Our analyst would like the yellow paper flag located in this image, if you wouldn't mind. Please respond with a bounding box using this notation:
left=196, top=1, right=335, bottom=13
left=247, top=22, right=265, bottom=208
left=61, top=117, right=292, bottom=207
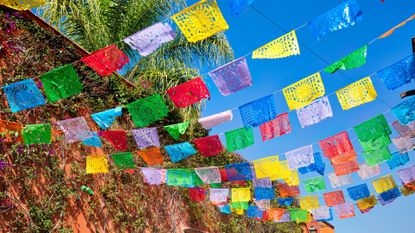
left=299, top=195, right=319, bottom=210
left=231, top=207, right=244, bottom=215
left=336, top=77, right=377, bottom=110
left=231, top=188, right=250, bottom=202
left=172, top=0, right=229, bottom=43
left=253, top=155, right=279, bottom=179
left=271, top=160, right=292, bottom=181
left=372, top=175, right=397, bottom=193
left=356, top=195, right=377, bottom=210
left=86, top=155, right=109, bottom=174
left=2, top=0, right=45, bottom=10
left=285, top=169, right=300, bottom=186
left=283, top=72, right=325, bottom=110
left=252, top=30, right=300, bottom=59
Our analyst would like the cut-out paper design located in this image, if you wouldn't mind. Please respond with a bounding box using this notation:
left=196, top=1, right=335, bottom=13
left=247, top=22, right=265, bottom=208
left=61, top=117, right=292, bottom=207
left=56, top=117, right=93, bottom=144
left=356, top=195, right=377, bottom=212
left=347, top=184, right=370, bottom=201
left=392, top=120, right=415, bottom=137
left=277, top=182, right=300, bottom=198
left=3, top=79, right=46, bottom=112
left=210, top=188, right=229, bottom=204
left=127, top=94, right=169, bottom=127
left=136, top=147, right=164, bottom=166
left=189, top=188, right=206, bottom=202
left=123, top=22, right=176, bottom=56
left=273, top=209, right=292, bottom=222
left=252, top=178, right=272, bottom=188
left=277, top=197, right=294, bottom=207
left=252, top=30, right=300, bottom=59
left=167, top=169, right=194, bottom=187
left=208, top=57, right=252, bottom=96
left=83, top=132, right=102, bottom=147
left=253, top=155, right=280, bottom=179
left=296, top=96, right=333, bottom=128
left=323, top=191, right=345, bottom=207
left=232, top=188, right=251, bottom=202
left=164, top=122, right=189, bottom=140
left=304, top=176, right=326, bottom=193
left=22, top=123, right=51, bottom=145
left=225, top=162, right=252, bottom=181
left=193, top=135, right=224, bottom=157
left=319, top=131, right=356, bottom=160
left=225, top=127, right=254, bottom=152
left=218, top=204, right=231, bottom=214
left=254, top=187, right=275, bottom=200
left=357, top=163, right=381, bottom=180
left=239, top=95, right=277, bottom=127
left=324, top=45, right=368, bottom=74
left=199, top=110, right=233, bottom=129
left=308, top=0, right=362, bottom=40
left=86, top=155, right=109, bottom=174
left=372, top=175, right=397, bottom=193
left=285, top=145, right=314, bottom=169
left=247, top=205, right=263, bottom=219
left=91, top=107, right=123, bottom=130
left=195, top=167, right=221, bottom=184
left=299, top=195, right=319, bottom=210
left=81, top=44, right=129, bottom=76
left=165, top=142, right=196, bottom=163
left=396, top=164, right=415, bottom=184
left=362, top=146, right=392, bottom=166
left=290, top=209, right=310, bottom=223
left=172, top=0, right=229, bottom=43
left=379, top=187, right=401, bottom=203
left=378, top=55, right=415, bottom=90
left=392, top=97, right=415, bottom=125
left=334, top=203, right=355, bottom=219
left=298, top=152, right=326, bottom=176
left=131, top=127, right=160, bottom=149
left=231, top=201, right=249, bottom=210
left=255, top=200, right=271, bottom=211
left=283, top=72, right=325, bottom=110
left=40, top=64, right=83, bottom=102
left=2, top=0, right=45, bottom=10
left=141, top=168, right=166, bottom=185
left=336, top=77, right=377, bottom=110
left=111, top=152, right=135, bottom=170
left=387, top=151, right=409, bottom=170
left=0, top=120, right=23, bottom=143
left=328, top=173, right=352, bottom=188
left=167, top=77, right=210, bottom=108
left=311, top=206, right=333, bottom=221
left=99, top=131, right=127, bottom=151
left=332, top=159, right=360, bottom=176
left=259, top=112, right=291, bottom=141
left=354, top=114, right=391, bottom=153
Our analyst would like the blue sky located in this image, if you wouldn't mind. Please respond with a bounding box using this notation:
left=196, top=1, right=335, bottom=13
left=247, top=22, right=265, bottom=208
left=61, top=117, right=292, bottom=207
left=193, top=0, right=415, bottom=232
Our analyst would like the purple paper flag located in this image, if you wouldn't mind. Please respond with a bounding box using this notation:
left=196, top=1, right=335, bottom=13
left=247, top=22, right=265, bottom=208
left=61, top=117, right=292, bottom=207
left=141, top=168, right=166, bottom=185
left=56, top=117, right=93, bottom=144
left=131, top=127, right=160, bottom=149
left=396, top=164, right=415, bottom=184
left=296, top=97, right=333, bottom=128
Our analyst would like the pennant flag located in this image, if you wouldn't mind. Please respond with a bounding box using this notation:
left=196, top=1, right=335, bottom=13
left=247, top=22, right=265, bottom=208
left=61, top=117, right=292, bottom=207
left=252, top=30, right=300, bottom=59
left=195, top=167, right=221, bottom=184
left=336, top=77, right=377, bottom=110
left=229, top=0, right=254, bottom=15
left=379, top=15, right=415, bottom=39
left=86, top=155, right=109, bottom=174
left=40, top=64, right=83, bottom=102
left=56, top=117, right=93, bottom=144
left=308, top=0, right=362, bottom=40
left=284, top=168, right=300, bottom=186
left=277, top=198, right=294, bottom=207
left=83, top=132, right=102, bottom=147
left=225, top=127, right=254, bottom=152
left=334, top=203, right=355, bottom=219
left=99, top=130, right=127, bottom=151
left=378, top=55, right=415, bottom=90
left=304, top=176, right=326, bottom=193
left=328, top=173, right=352, bottom=188
left=311, top=206, right=333, bottom=221
left=91, top=107, right=123, bottom=130
left=373, top=175, right=397, bottom=193
left=356, top=195, right=377, bottom=213
left=141, top=168, right=166, bottom=185
left=136, top=147, right=164, bottom=166
left=277, top=182, right=300, bottom=198
left=298, top=152, right=326, bottom=176
left=193, top=135, right=224, bottom=157
left=252, top=178, right=272, bottom=188
left=219, top=168, right=229, bottom=182
left=2, top=0, right=45, bottom=10
left=392, top=97, right=415, bottom=125
left=127, top=94, right=169, bottom=127
left=274, top=160, right=294, bottom=182
left=232, top=188, right=251, bottom=202
left=289, top=209, right=310, bottom=223
left=379, top=187, right=401, bottom=202
left=357, top=163, right=381, bottom=180
left=319, top=131, right=356, bottom=160
left=0, top=120, right=23, bottom=143
left=247, top=205, right=263, bottom=219
left=81, top=44, right=129, bottom=76
left=167, top=169, right=194, bottom=187
left=296, top=96, right=333, bottom=128
left=253, top=155, right=280, bottom=179
left=131, top=127, right=160, bottom=149
left=164, top=122, right=190, bottom=140
left=347, top=184, right=370, bottom=201
left=199, top=110, right=233, bottom=129
left=123, top=22, right=176, bottom=56
left=110, top=152, right=135, bottom=170
left=285, top=145, right=314, bottom=169
left=254, top=187, right=275, bottom=200
left=259, top=112, right=291, bottom=141
left=396, top=164, right=415, bottom=184
left=239, top=95, right=277, bottom=127
left=3, top=79, right=46, bottom=113
left=231, top=201, right=249, bottom=210
left=255, top=200, right=271, bottom=211
left=333, top=159, right=360, bottom=176
left=299, top=196, right=319, bottom=210
left=392, top=120, right=415, bottom=137
left=167, top=77, right=210, bottom=108
left=210, top=188, right=229, bottom=204
left=323, top=191, right=345, bottom=207
left=165, top=142, right=196, bottom=163
left=387, top=152, right=409, bottom=170
left=283, top=72, right=325, bottom=110
left=225, top=162, right=253, bottom=181
left=325, top=45, right=368, bottom=74
left=378, top=193, right=397, bottom=206
left=393, top=136, right=415, bottom=153
left=172, top=0, right=229, bottom=42
left=189, top=188, right=206, bottom=202
left=218, top=204, right=231, bottom=214
left=208, top=57, right=252, bottom=96
left=354, top=114, right=391, bottom=152
left=22, top=123, right=51, bottom=145
left=362, top=146, right=392, bottom=166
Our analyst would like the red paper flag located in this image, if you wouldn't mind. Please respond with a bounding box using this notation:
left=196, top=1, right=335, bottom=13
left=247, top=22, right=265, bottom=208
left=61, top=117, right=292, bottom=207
left=323, top=191, right=345, bottom=207
left=220, top=168, right=229, bottom=182
left=189, top=188, right=206, bottom=202
left=99, top=130, right=128, bottom=151
left=319, top=131, right=356, bottom=159
left=166, top=77, right=210, bottom=108
left=81, top=45, right=129, bottom=76
left=277, top=182, right=300, bottom=198
left=333, top=160, right=360, bottom=176
left=193, top=135, right=224, bottom=157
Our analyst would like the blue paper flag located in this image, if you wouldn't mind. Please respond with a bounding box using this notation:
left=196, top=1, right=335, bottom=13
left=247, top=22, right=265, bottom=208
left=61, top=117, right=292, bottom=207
left=165, top=142, right=197, bottom=163
left=229, top=0, right=255, bottom=15
left=317, top=208, right=334, bottom=222
left=254, top=187, right=275, bottom=200
left=247, top=205, right=263, bottom=218
left=277, top=197, right=294, bottom=207
left=347, top=184, right=370, bottom=201
left=225, top=162, right=253, bottom=181
left=218, top=205, right=231, bottom=214
left=379, top=187, right=401, bottom=202
left=3, top=79, right=46, bottom=113
left=387, top=151, right=409, bottom=170
left=298, top=152, right=326, bottom=175
left=239, top=95, right=277, bottom=127
left=308, top=0, right=363, bottom=40
left=91, top=107, right=123, bottom=130
left=82, top=132, right=103, bottom=147
left=392, top=97, right=415, bottom=125
left=378, top=55, right=415, bottom=90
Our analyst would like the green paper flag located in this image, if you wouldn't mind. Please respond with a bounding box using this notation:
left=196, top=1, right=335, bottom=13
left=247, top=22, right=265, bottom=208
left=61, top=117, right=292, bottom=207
left=231, top=202, right=249, bottom=210
left=167, top=169, right=194, bottom=187
left=127, top=94, right=169, bottom=127
left=325, top=45, right=368, bottom=74
left=191, top=170, right=204, bottom=187
left=40, top=64, right=83, bottom=102
left=110, top=152, right=135, bottom=170
left=289, top=208, right=309, bottom=223
left=304, top=176, right=326, bottom=193
left=164, top=121, right=190, bottom=140
left=354, top=114, right=391, bottom=152
left=362, top=146, right=392, bottom=166
left=22, top=123, right=52, bottom=145
left=225, top=127, right=254, bottom=152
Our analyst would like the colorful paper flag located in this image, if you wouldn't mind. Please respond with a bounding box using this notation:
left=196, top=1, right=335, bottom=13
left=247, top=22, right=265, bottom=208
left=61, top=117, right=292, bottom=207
left=163, top=121, right=189, bottom=140
left=304, top=176, right=326, bottom=193
left=247, top=205, right=263, bottom=219
left=3, top=79, right=46, bottom=112
left=378, top=55, right=415, bottom=90
left=285, top=145, right=314, bottom=169
left=166, top=77, right=210, bottom=108
left=195, top=167, right=221, bottom=184
left=199, top=110, right=233, bottom=129
left=392, top=97, right=415, bottom=125
left=210, top=188, right=229, bottom=204
left=110, top=152, right=135, bottom=170
left=319, top=131, right=356, bottom=160
left=81, top=44, right=129, bottom=76
left=218, top=204, right=231, bottom=214
left=387, top=151, right=409, bottom=170
left=131, top=127, right=160, bottom=149
left=165, top=142, right=196, bottom=163
left=252, top=178, right=272, bottom=188
left=396, top=164, right=415, bottom=184
left=277, top=182, right=300, bottom=198
left=136, top=147, right=164, bottom=166
left=324, top=45, right=368, bottom=74
left=231, top=201, right=249, bottom=210
left=289, top=209, right=310, bottom=223
left=296, top=96, right=333, bottom=128
left=225, top=162, right=253, bottom=181
left=239, top=95, right=277, bottom=127
left=86, top=155, right=109, bottom=174
left=336, top=77, right=377, bottom=110
left=379, top=187, right=401, bottom=202
left=252, top=30, right=300, bottom=59
left=232, top=188, right=251, bottom=202
left=193, top=135, right=224, bottom=157
left=311, top=206, right=333, bottom=221
left=56, top=117, right=93, bottom=144
left=254, top=187, right=275, bottom=200
left=356, top=195, right=377, bottom=212
left=298, top=152, right=326, bottom=176
left=347, top=184, right=370, bottom=201
left=127, top=94, right=169, bottom=127
left=334, top=203, right=355, bottom=219
left=357, top=163, right=381, bottom=180
left=372, top=175, right=397, bottom=193
left=91, top=107, right=123, bottom=130
left=189, top=188, right=206, bottom=202
left=299, top=195, right=320, bottom=210
left=259, top=112, right=291, bottom=141
left=354, top=114, right=391, bottom=152
left=328, top=173, right=352, bottom=188
left=0, top=120, right=22, bottom=143
left=277, top=198, right=294, bottom=207
left=332, top=159, right=360, bottom=176
left=99, top=130, right=127, bottom=151
left=22, top=123, right=51, bottom=145
left=253, top=155, right=280, bottom=179
left=323, top=191, right=345, bottom=207
left=392, top=120, right=415, bottom=137
left=229, top=0, right=254, bottom=15
left=167, top=169, right=194, bottom=187
left=362, top=146, right=392, bottom=166
left=141, top=168, right=166, bottom=185
left=83, top=132, right=102, bottom=147
left=225, top=127, right=254, bottom=152
left=2, top=0, right=45, bottom=10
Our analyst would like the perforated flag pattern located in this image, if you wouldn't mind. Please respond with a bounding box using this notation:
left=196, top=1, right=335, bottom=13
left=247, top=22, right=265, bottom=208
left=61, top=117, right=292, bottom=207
left=99, top=131, right=127, bottom=151
left=378, top=55, right=415, bottom=90
left=141, top=168, right=165, bottom=185
left=252, top=31, right=300, bottom=59
left=392, top=97, right=415, bottom=125
left=195, top=167, right=221, bottom=184
left=259, top=112, right=291, bottom=141
left=372, top=175, right=397, bottom=193
left=193, top=135, right=224, bottom=157
left=127, top=94, right=169, bottom=127
left=324, top=45, right=367, bottom=74
left=239, top=95, right=277, bottom=127
left=111, top=152, right=135, bottom=170
left=56, top=117, right=93, bottom=144
left=285, top=145, right=314, bottom=169
left=347, top=184, right=370, bottom=201
left=299, top=195, right=319, bottom=210
left=253, top=155, right=280, bottom=179
left=323, top=191, right=345, bottom=207
left=296, top=96, right=333, bottom=128
left=225, top=162, right=252, bottom=181
left=22, top=123, right=51, bottom=145
left=86, top=155, right=109, bottom=174
left=164, top=122, right=189, bottom=140
left=336, top=77, right=377, bottom=110
left=3, top=79, right=46, bottom=113
left=225, top=127, right=254, bottom=152
left=137, top=147, right=164, bottom=166
left=81, top=45, right=129, bottom=76
left=165, top=142, right=196, bottom=163
left=131, top=127, right=160, bottom=149
left=91, top=107, right=123, bottom=130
